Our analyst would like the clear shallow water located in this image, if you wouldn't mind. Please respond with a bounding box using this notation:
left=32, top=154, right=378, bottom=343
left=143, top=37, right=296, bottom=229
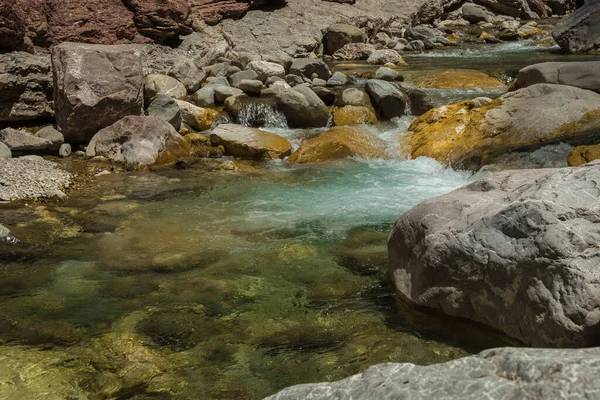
left=0, top=129, right=508, bottom=399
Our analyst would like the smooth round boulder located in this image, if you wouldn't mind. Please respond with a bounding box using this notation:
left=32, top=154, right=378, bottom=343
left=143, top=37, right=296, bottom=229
left=86, top=116, right=190, bottom=167
left=289, top=59, right=331, bottom=80
left=375, top=67, right=400, bottom=81
left=246, top=61, right=285, bottom=82
left=146, top=94, right=182, bottom=130
left=175, top=100, right=219, bottom=131
left=288, top=126, right=384, bottom=163
left=0, top=128, right=52, bottom=152
left=35, top=126, right=64, bottom=151
left=513, top=61, right=600, bottom=93
left=209, top=124, right=291, bottom=160
left=327, top=71, right=349, bottom=87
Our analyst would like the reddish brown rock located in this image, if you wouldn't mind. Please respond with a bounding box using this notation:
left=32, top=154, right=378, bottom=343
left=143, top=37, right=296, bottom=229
left=0, top=0, right=26, bottom=51
left=189, top=0, right=285, bottom=26
left=124, top=0, right=192, bottom=41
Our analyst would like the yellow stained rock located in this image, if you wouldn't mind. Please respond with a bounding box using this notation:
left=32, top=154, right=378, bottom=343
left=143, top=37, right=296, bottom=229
left=403, top=98, right=500, bottom=166
left=156, top=134, right=191, bottom=166
left=408, top=69, right=506, bottom=90
left=333, top=106, right=378, bottom=126
left=288, top=126, right=385, bottom=163
left=568, top=145, right=600, bottom=167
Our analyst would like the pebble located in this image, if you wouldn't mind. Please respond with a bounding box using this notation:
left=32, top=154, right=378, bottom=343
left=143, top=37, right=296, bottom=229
left=0, top=157, right=71, bottom=201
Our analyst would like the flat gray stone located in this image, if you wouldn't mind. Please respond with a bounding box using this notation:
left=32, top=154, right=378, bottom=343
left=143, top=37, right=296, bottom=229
left=265, top=347, right=600, bottom=400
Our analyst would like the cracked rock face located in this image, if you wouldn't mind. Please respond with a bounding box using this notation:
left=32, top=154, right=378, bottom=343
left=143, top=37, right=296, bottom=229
left=388, top=162, right=600, bottom=347
left=265, top=347, right=600, bottom=399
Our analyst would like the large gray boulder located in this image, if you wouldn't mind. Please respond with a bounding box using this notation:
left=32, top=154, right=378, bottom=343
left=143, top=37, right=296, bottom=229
left=553, top=0, right=600, bottom=53
left=388, top=162, right=600, bottom=347
left=325, top=24, right=367, bottom=55
left=462, top=3, right=493, bottom=23
left=265, top=347, right=600, bottom=400
left=262, top=85, right=330, bottom=127
left=86, top=116, right=190, bottom=167
left=52, top=42, right=144, bottom=144
left=513, top=62, right=600, bottom=93
left=0, top=52, right=53, bottom=122
left=35, top=126, right=64, bottom=151
left=190, top=76, right=230, bottom=107
left=406, top=84, right=600, bottom=169
left=246, top=61, right=285, bottom=82
left=365, top=79, right=406, bottom=119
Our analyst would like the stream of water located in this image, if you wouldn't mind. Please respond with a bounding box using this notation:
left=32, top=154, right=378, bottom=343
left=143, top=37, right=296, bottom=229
left=1, top=39, right=599, bottom=399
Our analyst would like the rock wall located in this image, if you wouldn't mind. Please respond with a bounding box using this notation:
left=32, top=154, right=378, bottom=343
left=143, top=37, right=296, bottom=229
left=0, top=0, right=286, bottom=52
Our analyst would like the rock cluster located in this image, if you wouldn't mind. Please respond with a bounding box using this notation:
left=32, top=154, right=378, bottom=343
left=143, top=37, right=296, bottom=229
left=0, top=156, right=70, bottom=201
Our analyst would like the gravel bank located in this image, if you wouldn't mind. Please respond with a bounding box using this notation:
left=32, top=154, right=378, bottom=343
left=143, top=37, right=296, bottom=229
left=0, top=156, right=71, bottom=201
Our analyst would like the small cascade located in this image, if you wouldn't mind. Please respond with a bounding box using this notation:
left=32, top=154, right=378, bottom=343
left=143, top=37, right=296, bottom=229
left=237, top=103, right=288, bottom=129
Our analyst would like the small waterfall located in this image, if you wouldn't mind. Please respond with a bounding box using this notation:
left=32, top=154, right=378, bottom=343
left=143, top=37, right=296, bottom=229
left=237, top=103, right=288, bottom=129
